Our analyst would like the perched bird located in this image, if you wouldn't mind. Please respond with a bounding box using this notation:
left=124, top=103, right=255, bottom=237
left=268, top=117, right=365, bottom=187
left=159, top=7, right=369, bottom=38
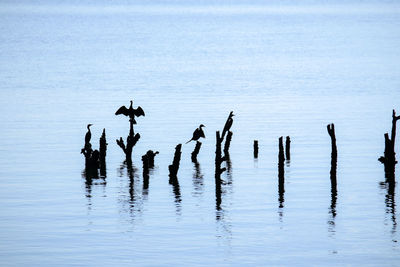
left=186, top=124, right=206, bottom=144
left=115, top=100, right=145, bottom=124
left=85, top=124, right=93, bottom=145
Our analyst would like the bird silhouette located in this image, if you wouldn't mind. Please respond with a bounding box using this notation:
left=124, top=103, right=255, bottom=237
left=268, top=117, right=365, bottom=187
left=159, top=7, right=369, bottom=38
left=85, top=124, right=93, bottom=145
left=186, top=124, right=206, bottom=144
left=115, top=100, right=145, bottom=124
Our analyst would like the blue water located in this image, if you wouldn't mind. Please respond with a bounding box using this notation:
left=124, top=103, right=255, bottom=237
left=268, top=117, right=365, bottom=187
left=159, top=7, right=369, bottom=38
left=0, top=1, right=400, bottom=265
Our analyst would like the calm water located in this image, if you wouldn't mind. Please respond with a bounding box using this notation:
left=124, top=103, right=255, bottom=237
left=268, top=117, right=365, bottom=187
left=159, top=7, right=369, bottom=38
left=1, top=1, right=400, bottom=265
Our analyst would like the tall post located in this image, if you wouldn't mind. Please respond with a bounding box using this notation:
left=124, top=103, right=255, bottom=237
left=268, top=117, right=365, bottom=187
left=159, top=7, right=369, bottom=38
left=327, top=123, right=337, bottom=191
left=278, top=137, right=285, bottom=208
left=285, top=136, right=291, bottom=160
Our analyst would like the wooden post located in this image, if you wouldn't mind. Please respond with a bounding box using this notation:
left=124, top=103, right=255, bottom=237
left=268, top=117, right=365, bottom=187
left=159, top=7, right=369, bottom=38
left=146, top=150, right=159, bottom=168
left=99, top=129, right=107, bottom=177
left=278, top=137, right=285, bottom=207
left=224, top=131, right=233, bottom=155
left=191, top=141, right=202, bottom=162
left=142, top=154, right=149, bottom=190
left=169, top=144, right=182, bottom=182
left=327, top=123, right=337, bottom=191
left=285, top=136, right=291, bottom=160
left=253, top=140, right=258, bottom=158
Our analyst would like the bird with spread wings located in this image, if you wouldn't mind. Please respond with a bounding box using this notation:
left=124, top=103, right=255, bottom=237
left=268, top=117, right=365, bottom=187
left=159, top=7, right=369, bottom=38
left=115, top=100, right=145, bottom=124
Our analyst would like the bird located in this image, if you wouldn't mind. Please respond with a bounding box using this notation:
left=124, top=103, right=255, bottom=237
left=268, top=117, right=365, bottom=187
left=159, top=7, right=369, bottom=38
left=115, top=100, right=145, bottom=124
left=85, top=124, right=93, bottom=145
left=186, top=124, right=206, bottom=144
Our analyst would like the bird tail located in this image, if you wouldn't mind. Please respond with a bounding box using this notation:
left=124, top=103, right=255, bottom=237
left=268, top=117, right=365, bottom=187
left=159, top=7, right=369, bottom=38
left=185, top=139, right=192, bottom=144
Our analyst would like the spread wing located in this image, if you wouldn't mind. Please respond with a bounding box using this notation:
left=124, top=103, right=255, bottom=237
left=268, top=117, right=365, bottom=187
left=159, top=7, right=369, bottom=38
left=134, top=106, right=145, bottom=117
left=115, top=106, right=129, bottom=116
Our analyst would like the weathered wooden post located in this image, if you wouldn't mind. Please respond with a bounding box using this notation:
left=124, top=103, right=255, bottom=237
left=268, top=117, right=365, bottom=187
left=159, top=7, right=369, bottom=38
left=142, top=153, right=150, bottom=190
left=285, top=136, right=291, bottom=160
left=327, top=123, right=337, bottom=191
left=191, top=141, right=202, bottom=162
left=253, top=140, right=259, bottom=158
left=169, top=144, right=182, bottom=182
left=379, top=110, right=400, bottom=182
left=99, top=129, right=107, bottom=177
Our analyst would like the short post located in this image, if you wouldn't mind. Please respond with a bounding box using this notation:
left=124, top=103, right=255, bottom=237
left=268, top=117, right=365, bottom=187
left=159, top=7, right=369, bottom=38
left=278, top=137, right=285, bottom=207
left=253, top=140, right=259, bottom=158
left=169, top=144, right=182, bottom=182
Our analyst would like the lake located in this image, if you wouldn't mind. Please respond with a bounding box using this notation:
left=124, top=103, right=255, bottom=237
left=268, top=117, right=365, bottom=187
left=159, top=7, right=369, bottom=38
left=0, top=0, right=399, bottom=265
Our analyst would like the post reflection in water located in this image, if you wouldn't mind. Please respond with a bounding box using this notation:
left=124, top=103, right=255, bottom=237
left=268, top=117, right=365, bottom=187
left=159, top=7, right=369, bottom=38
left=118, top=161, right=144, bottom=219
left=328, top=149, right=338, bottom=234
left=380, top=179, right=397, bottom=241
left=81, top=167, right=106, bottom=203
left=169, top=174, right=182, bottom=216
left=215, top=154, right=233, bottom=246
left=192, top=160, right=204, bottom=197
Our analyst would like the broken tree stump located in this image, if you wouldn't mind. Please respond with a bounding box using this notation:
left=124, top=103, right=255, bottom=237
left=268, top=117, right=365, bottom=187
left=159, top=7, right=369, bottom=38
left=285, top=136, right=291, bottom=160
left=253, top=140, right=259, bottom=158
left=191, top=141, right=202, bottom=162
left=379, top=109, right=400, bottom=182
left=327, top=123, right=337, bottom=191
left=116, top=119, right=140, bottom=163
